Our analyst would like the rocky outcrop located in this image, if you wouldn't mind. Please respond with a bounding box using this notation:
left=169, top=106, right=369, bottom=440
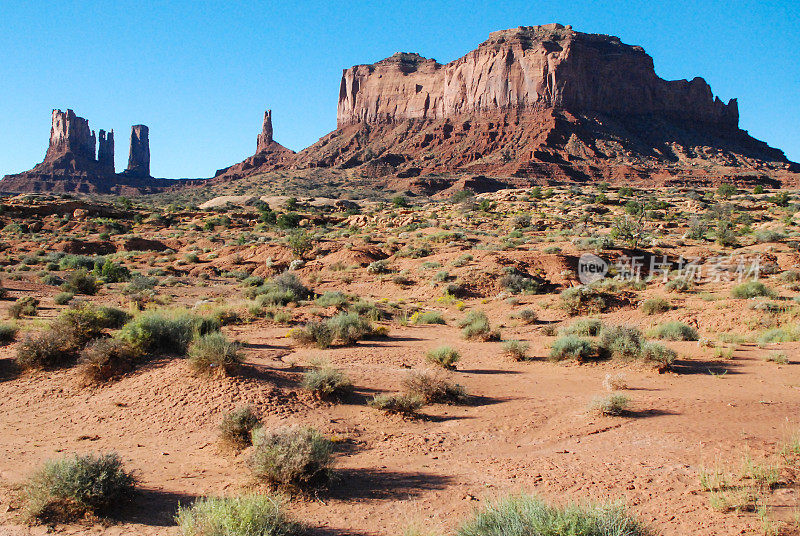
left=211, top=109, right=296, bottom=181
left=98, top=129, right=114, bottom=174
left=296, top=23, right=798, bottom=186
left=337, top=24, right=738, bottom=129
left=126, top=125, right=150, bottom=177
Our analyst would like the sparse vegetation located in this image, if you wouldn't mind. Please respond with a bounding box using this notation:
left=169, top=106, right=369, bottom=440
left=219, top=406, right=261, bottom=449
left=249, top=426, right=333, bottom=488
left=175, top=494, right=302, bottom=536
left=426, top=345, right=461, bottom=370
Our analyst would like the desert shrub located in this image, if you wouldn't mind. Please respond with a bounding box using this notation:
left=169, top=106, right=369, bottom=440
left=326, top=312, right=372, bottom=345
left=640, top=297, right=670, bottom=315
left=513, top=308, right=538, bottom=324
left=757, top=326, right=800, bottom=344
left=58, top=303, right=131, bottom=345
left=249, top=426, right=333, bottom=488
left=426, top=345, right=461, bottom=370
left=16, top=329, right=76, bottom=369
left=603, top=373, right=628, bottom=391
left=58, top=254, right=97, bottom=270
left=368, top=393, right=424, bottom=415
left=175, top=494, right=302, bottom=536
left=651, top=321, right=698, bottom=341
left=559, top=318, right=603, bottom=337
left=665, top=277, right=693, bottom=293
left=500, top=272, right=541, bottom=294
left=549, top=336, right=595, bottom=362
left=590, top=394, right=630, bottom=416
left=117, top=309, right=219, bottom=355
left=287, top=230, right=313, bottom=258
left=0, top=323, right=17, bottom=345
left=411, top=310, right=445, bottom=325
left=124, top=275, right=158, bottom=294
left=455, top=494, right=649, bottom=536
left=290, top=321, right=334, bottom=349
left=79, top=338, right=140, bottom=383
left=248, top=272, right=312, bottom=304
left=731, top=281, right=774, bottom=299
left=560, top=286, right=607, bottom=315
left=8, top=296, right=39, bottom=318
left=23, top=453, right=136, bottom=523
left=93, top=259, right=130, bottom=283
left=41, top=273, right=63, bottom=286
left=598, top=325, right=643, bottom=360
left=219, top=406, right=261, bottom=449
left=367, top=259, right=391, bottom=274
left=754, top=229, right=785, bottom=243
left=502, top=340, right=530, bottom=361
left=62, top=269, right=98, bottom=295
left=302, top=362, right=353, bottom=399
left=639, top=342, right=677, bottom=369
left=458, top=310, right=496, bottom=340
left=314, top=291, right=350, bottom=309
left=402, top=369, right=467, bottom=404
left=188, top=332, right=241, bottom=375
left=53, top=291, right=74, bottom=305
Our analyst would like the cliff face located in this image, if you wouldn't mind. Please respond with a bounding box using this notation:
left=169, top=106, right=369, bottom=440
left=337, top=24, right=738, bottom=129
left=125, top=125, right=150, bottom=177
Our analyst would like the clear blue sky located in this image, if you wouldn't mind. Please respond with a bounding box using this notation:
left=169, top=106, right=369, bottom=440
left=1, top=1, right=798, bottom=178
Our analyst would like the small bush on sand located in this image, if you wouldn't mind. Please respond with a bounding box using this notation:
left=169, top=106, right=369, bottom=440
left=368, top=393, right=424, bottom=415
left=248, top=272, right=312, bottom=305
left=62, top=269, right=98, bottom=295
left=9, top=296, right=39, bottom=318
left=560, top=286, right=607, bottom=315
left=590, top=394, right=630, bottom=416
left=412, top=311, right=446, bottom=325
left=302, top=361, right=353, bottom=399
left=16, top=329, right=76, bottom=370
left=175, top=494, right=302, bottom=536
left=79, top=338, right=140, bottom=383
left=549, top=336, right=594, bottom=362
left=598, top=325, right=643, bottom=360
left=0, top=323, right=17, bottom=345
left=640, top=297, right=670, bottom=315
left=314, top=291, right=350, bottom=309
left=651, top=321, right=698, bottom=341
left=402, top=369, right=467, bottom=404
left=53, top=291, right=74, bottom=305
left=639, top=342, right=677, bottom=370
left=426, top=345, right=461, bottom=370
left=117, top=310, right=219, bottom=355
left=603, top=373, right=628, bottom=391
left=458, top=311, right=498, bottom=340
left=249, top=426, right=333, bottom=488
left=23, top=453, right=136, bottom=523
left=731, top=281, right=775, bottom=299
left=502, top=340, right=530, bottom=361
left=559, top=318, right=603, bottom=337
left=188, top=332, right=241, bottom=375
left=57, top=303, right=132, bottom=346
left=290, top=321, right=334, bottom=349
left=455, top=494, right=650, bottom=536
left=219, top=406, right=261, bottom=449
left=513, top=308, right=538, bottom=325
left=326, top=312, right=372, bottom=345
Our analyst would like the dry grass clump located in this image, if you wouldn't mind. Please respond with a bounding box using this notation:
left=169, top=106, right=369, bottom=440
left=79, top=338, right=141, bottom=383
left=175, top=494, right=302, bottom=536
left=549, top=336, right=595, bottom=362
left=426, top=345, right=461, bottom=370
left=301, top=360, right=353, bottom=399
left=502, top=340, right=530, bottom=361
left=590, top=394, right=630, bottom=416
left=368, top=393, right=424, bottom=415
left=188, top=332, right=242, bottom=376
left=458, top=311, right=499, bottom=340
left=248, top=426, right=333, bottom=488
left=219, top=406, right=261, bottom=449
left=402, top=369, right=467, bottom=404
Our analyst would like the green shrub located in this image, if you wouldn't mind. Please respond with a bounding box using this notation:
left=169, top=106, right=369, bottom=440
left=290, top=321, right=334, bottom=349
left=247, top=272, right=312, bottom=304
left=219, top=406, right=261, bottom=449
left=560, top=286, right=607, bottom=315
left=367, top=259, right=391, bottom=274
left=640, top=297, right=670, bottom=315
left=0, top=323, right=17, bottom=345
left=175, top=494, right=302, bottom=536
left=458, top=310, right=497, bottom=340
left=502, top=340, right=530, bottom=361
left=590, top=394, right=630, bottom=416
left=117, top=309, right=219, bottom=355
left=8, top=296, right=39, bottom=318
left=651, top=321, right=698, bottom=341
left=455, top=494, right=650, bottom=536
left=549, top=336, right=594, bottom=362
left=248, top=426, right=333, bottom=488
left=302, top=362, right=353, bottom=399
left=426, top=346, right=461, bottom=370
left=513, top=308, right=538, bottom=325
left=666, top=277, right=693, bottom=293
left=402, top=370, right=467, bottom=404
left=62, top=269, right=98, bottom=295
left=58, top=255, right=97, bottom=270
left=598, top=325, right=643, bottom=359
left=41, top=273, right=63, bottom=286
left=57, top=303, right=131, bottom=346
left=368, top=393, right=424, bottom=415
left=16, top=329, right=76, bottom=369
left=79, top=338, right=140, bottom=383
left=326, top=312, right=372, bottom=345
left=559, top=318, right=603, bottom=337
left=314, top=291, right=350, bottom=308
left=639, top=342, right=677, bottom=369
left=23, top=453, right=136, bottom=523
left=53, top=292, right=74, bottom=305
left=93, top=259, right=131, bottom=283
left=731, top=281, right=775, bottom=299
left=412, top=310, right=446, bottom=325
left=188, top=332, right=241, bottom=375
left=758, top=326, right=800, bottom=344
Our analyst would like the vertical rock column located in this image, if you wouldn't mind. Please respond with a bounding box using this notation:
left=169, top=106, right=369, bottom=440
left=256, top=110, right=273, bottom=152
left=97, top=129, right=115, bottom=173
left=126, top=125, right=150, bottom=177
left=45, top=109, right=96, bottom=162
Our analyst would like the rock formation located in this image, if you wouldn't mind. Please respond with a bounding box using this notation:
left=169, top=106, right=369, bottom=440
left=295, top=23, right=798, bottom=188
left=98, top=129, right=114, bottom=174
left=126, top=125, right=150, bottom=177
left=212, top=109, right=295, bottom=180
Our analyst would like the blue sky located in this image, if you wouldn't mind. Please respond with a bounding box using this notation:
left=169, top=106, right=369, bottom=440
left=1, top=1, right=797, bottom=178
